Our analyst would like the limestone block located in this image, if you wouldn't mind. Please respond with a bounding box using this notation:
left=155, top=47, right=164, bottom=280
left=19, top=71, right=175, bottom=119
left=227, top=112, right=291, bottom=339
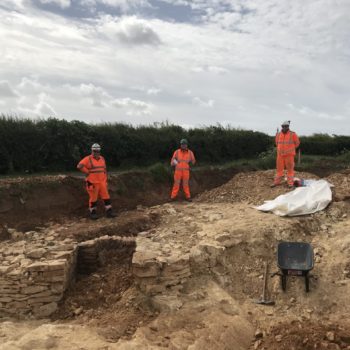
left=21, top=285, right=48, bottom=294
left=27, top=295, right=61, bottom=305
left=26, top=262, right=50, bottom=272
left=133, top=262, right=161, bottom=278
left=0, top=297, right=13, bottom=303
left=33, top=302, right=58, bottom=317
left=26, top=248, right=46, bottom=259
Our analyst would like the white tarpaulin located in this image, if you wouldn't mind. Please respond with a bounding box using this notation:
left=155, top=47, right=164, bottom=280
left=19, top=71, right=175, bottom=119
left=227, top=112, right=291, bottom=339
left=255, top=179, right=332, bottom=216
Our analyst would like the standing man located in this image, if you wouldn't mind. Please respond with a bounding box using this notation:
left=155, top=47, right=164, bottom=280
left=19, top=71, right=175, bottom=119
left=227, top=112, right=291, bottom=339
left=272, top=121, right=300, bottom=188
left=77, top=143, right=116, bottom=220
left=170, top=139, right=196, bottom=202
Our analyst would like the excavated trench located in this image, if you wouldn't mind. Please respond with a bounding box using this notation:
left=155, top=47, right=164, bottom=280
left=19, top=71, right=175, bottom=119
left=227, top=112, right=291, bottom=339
left=1, top=169, right=350, bottom=349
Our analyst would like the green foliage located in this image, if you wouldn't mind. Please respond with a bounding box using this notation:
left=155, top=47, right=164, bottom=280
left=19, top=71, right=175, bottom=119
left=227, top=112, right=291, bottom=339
left=255, top=148, right=276, bottom=169
left=149, top=162, right=172, bottom=184
left=300, top=134, right=350, bottom=156
left=338, top=149, right=350, bottom=163
left=1, top=115, right=350, bottom=175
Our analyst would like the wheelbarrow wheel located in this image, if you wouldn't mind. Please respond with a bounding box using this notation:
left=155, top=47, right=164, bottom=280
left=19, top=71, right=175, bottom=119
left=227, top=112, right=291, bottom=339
left=305, top=275, right=310, bottom=293
left=281, top=275, right=287, bottom=291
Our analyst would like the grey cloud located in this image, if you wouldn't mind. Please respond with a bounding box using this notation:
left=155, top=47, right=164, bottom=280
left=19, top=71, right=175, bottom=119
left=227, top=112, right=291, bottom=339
left=101, top=16, right=161, bottom=45
left=34, top=100, right=57, bottom=115
left=192, top=97, right=214, bottom=108
left=111, top=97, right=153, bottom=115
left=1, top=1, right=350, bottom=134
left=38, top=0, right=71, bottom=9
left=0, top=81, right=19, bottom=98
left=70, top=83, right=111, bottom=107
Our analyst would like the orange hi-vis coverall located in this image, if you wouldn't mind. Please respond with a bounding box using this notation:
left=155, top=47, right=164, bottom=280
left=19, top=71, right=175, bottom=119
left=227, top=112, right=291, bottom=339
left=77, top=155, right=112, bottom=212
left=274, top=130, right=300, bottom=186
left=170, top=149, right=196, bottom=199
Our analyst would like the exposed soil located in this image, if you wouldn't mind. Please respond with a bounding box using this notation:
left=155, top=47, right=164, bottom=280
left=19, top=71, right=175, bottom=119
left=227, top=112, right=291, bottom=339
left=1, top=168, right=350, bottom=350
left=50, top=210, right=160, bottom=242
left=0, top=167, right=237, bottom=231
left=52, top=249, right=156, bottom=343
left=260, top=320, right=350, bottom=350
left=197, top=169, right=319, bottom=204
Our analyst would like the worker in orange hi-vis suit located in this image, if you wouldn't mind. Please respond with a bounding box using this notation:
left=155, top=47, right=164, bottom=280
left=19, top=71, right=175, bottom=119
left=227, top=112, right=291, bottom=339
left=271, top=121, right=300, bottom=188
left=170, top=139, right=196, bottom=202
left=77, top=143, right=116, bottom=220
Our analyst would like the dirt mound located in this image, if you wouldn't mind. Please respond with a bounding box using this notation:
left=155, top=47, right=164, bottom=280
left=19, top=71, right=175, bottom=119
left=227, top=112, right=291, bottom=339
left=197, top=170, right=319, bottom=205
left=327, top=171, right=350, bottom=201
left=256, top=320, right=350, bottom=350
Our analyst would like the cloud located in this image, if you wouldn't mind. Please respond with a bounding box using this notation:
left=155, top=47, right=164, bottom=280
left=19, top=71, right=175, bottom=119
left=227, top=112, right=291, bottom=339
left=1, top=0, right=27, bottom=10
left=0, top=0, right=349, bottom=134
left=99, top=16, right=161, bottom=45
left=34, top=100, right=57, bottom=116
left=38, top=0, right=71, bottom=9
left=192, top=97, right=214, bottom=108
left=0, top=81, right=19, bottom=98
left=191, top=66, right=229, bottom=74
left=69, top=83, right=111, bottom=107
left=287, top=103, right=345, bottom=121
left=17, top=93, right=56, bottom=116
left=68, top=82, right=154, bottom=114
left=111, top=97, right=153, bottom=115
left=147, top=88, right=161, bottom=95
left=80, top=0, right=151, bottom=12
left=17, top=77, right=47, bottom=94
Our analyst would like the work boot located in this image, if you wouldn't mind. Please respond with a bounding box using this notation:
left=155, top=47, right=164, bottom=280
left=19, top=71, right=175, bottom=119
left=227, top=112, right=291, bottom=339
left=185, top=197, right=192, bottom=202
left=90, top=209, right=99, bottom=220
left=106, top=208, right=117, bottom=218
left=170, top=197, right=177, bottom=202
left=270, top=183, right=278, bottom=188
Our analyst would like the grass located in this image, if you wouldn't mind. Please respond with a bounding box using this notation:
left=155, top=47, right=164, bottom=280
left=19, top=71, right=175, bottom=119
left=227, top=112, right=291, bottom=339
left=1, top=152, right=349, bottom=181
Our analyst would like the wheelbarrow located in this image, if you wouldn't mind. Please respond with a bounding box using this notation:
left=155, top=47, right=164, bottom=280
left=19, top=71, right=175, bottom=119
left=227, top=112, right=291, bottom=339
left=277, top=241, right=314, bottom=292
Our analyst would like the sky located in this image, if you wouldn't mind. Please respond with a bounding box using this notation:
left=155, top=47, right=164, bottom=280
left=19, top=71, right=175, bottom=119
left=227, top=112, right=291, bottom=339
left=0, top=0, right=349, bottom=135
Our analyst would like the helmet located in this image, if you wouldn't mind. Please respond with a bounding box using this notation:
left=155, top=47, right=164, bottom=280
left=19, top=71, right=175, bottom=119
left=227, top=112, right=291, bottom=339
left=180, top=138, right=188, bottom=145
left=91, top=143, right=101, bottom=151
left=282, top=120, right=290, bottom=126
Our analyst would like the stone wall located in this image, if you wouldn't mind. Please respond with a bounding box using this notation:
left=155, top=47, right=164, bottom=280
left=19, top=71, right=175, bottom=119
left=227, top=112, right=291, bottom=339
left=77, top=235, right=135, bottom=274
left=132, top=235, right=191, bottom=296
left=0, top=229, right=77, bottom=318
left=0, top=229, right=134, bottom=319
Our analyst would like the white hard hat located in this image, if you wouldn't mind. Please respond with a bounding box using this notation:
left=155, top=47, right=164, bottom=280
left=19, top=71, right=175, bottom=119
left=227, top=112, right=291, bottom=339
left=91, top=143, right=101, bottom=151
left=282, top=120, right=290, bottom=126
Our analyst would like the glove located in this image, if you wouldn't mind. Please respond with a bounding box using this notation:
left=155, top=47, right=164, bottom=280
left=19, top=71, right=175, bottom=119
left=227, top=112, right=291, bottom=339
left=86, top=180, right=93, bottom=188
left=172, top=159, right=178, bottom=166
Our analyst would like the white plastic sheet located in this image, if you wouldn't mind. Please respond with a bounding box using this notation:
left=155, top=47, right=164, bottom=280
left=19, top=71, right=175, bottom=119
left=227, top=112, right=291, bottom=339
left=255, top=179, right=332, bottom=216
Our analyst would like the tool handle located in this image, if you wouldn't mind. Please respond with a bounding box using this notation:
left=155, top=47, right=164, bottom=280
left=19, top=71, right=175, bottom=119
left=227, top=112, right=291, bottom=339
left=262, top=261, right=268, bottom=299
